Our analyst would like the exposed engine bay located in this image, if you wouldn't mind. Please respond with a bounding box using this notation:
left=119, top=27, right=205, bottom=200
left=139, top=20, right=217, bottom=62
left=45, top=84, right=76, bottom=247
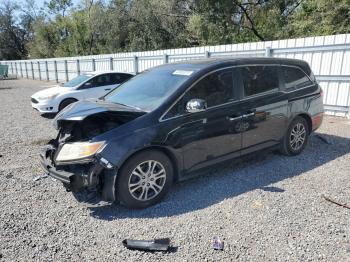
left=40, top=100, right=147, bottom=204
left=56, top=111, right=142, bottom=143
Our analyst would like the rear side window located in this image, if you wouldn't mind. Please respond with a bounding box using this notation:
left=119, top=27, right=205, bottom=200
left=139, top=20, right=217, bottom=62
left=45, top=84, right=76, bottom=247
left=89, top=74, right=111, bottom=87
left=111, top=73, right=133, bottom=84
left=240, top=66, right=280, bottom=97
left=283, top=66, right=313, bottom=90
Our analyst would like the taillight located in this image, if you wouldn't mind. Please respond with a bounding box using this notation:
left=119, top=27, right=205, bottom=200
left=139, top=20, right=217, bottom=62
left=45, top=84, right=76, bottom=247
left=320, top=88, right=324, bottom=97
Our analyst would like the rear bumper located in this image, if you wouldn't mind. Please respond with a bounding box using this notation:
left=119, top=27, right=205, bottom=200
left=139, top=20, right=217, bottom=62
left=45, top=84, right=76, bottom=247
left=311, top=112, right=324, bottom=131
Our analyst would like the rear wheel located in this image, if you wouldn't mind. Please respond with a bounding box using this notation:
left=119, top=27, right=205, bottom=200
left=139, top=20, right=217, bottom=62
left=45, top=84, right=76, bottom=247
left=59, top=98, right=77, bottom=112
left=117, top=150, right=173, bottom=209
left=280, top=116, right=309, bottom=156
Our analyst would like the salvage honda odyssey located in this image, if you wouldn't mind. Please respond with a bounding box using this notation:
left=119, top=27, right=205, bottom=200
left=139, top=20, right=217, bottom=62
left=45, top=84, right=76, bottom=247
left=41, top=58, right=324, bottom=208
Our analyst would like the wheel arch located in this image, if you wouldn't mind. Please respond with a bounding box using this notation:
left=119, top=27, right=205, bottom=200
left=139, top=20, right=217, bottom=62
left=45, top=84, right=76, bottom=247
left=116, top=146, right=181, bottom=182
left=59, top=97, right=78, bottom=110
left=295, top=113, right=312, bottom=134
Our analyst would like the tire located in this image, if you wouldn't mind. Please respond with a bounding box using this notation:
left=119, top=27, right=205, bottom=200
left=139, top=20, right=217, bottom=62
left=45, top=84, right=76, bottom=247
left=280, top=116, right=309, bottom=156
left=59, top=98, right=77, bottom=112
left=117, top=150, right=173, bottom=209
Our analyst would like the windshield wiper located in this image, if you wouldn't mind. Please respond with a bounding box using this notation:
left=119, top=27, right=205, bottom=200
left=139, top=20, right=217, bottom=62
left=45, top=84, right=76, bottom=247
left=118, top=103, right=143, bottom=111
left=114, top=102, right=144, bottom=112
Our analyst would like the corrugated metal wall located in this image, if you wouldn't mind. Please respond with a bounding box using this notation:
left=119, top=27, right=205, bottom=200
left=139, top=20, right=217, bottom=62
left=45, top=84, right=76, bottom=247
left=2, top=33, right=350, bottom=117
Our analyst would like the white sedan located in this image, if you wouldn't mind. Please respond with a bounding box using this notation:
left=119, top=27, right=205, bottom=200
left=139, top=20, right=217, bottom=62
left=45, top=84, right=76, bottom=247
left=31, top=71, right=134, bottom=113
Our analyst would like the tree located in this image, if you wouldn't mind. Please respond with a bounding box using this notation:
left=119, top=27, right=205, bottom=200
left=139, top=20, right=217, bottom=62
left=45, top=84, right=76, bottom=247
left=289, top=0, right=350, bottom=37
left=0, top=0, right=27, bottom=59
left=2, top=0, right=350, bottom=60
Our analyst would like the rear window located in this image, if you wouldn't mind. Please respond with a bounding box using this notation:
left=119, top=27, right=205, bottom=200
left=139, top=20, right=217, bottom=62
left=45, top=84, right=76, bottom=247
left=111, top=73, right=133, bottom=84
left=240, top=66, right=280, bottom=97
left=283, top=66, right=313, bottom=90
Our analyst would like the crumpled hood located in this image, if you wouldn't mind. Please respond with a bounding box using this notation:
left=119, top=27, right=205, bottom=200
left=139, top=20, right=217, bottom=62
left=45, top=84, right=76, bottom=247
left=53, top=99, right=145, bottom=129
left=31, top=85, right=69, bottom=98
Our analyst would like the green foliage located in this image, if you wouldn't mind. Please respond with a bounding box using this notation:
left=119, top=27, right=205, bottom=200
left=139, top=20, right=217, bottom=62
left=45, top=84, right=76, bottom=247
left=0, top=1, right=27, bottom=59
left=289, top=0, right=350, bottom=37
left=1, top=0, right=350, bottom=60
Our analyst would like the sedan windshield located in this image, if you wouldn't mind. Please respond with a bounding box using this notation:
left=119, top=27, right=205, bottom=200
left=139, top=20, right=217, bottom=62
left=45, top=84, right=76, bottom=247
left=104, top=68, right=192, bottom=112
left=63, top=74, right=94, bottom=87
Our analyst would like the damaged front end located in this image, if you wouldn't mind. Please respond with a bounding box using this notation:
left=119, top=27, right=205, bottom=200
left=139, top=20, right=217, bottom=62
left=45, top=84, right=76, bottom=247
left=40, top=100, right=145, bottom=205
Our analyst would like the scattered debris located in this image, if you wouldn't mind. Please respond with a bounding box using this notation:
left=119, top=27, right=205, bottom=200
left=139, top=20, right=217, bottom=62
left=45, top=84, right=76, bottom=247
left=315, top=134, right=332, bottom=144
left=122, top=238, right=171, bottom=252
left=212, top=236, right=224, bottom=250
left=5, top=174, right=13, bottom=179
left=322, top=194, right=350, bottom=209
left=251, top=200, right=264, bottom=209
left=33, top=174, right=48, bottom=182
left=0, top=154, right=3, bottom=157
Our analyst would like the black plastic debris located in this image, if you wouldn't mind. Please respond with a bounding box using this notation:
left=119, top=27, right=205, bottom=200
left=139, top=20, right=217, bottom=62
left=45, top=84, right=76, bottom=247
left=33, top=174, right=48, bottom=182
left=212, top=236, right=224, bottom=250
left=122, top=238, right=170, bottom=252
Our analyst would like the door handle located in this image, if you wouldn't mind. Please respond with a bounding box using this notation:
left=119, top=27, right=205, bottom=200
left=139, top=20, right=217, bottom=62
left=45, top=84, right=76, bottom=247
left=227, top=115, right=242, bottom=121
left=105, top=88, right=111, bottom=91
left=242, top=112, right=255, bottom=118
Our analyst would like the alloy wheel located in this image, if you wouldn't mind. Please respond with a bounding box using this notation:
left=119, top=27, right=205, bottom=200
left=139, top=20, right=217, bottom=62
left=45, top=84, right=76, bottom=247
left=289, top=123, right=306, bottom=151
left=128, top=160, right=166, bottom=201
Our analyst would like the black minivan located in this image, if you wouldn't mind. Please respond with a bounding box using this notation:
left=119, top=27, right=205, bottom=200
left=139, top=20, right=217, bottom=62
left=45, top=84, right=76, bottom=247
left=41, top=57, right=324, bottom=208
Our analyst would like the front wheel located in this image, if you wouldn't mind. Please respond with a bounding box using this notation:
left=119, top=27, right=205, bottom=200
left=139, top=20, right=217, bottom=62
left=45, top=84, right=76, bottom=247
left=280, top=116, right=309, bottom=156
left=58, top=98, right=77, bottom=112
left=117, top=150, right=173, bottom=209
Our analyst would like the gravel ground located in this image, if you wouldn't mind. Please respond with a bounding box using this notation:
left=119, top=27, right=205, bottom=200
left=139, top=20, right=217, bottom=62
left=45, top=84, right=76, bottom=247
left=0, top=79, right=349, bottom=262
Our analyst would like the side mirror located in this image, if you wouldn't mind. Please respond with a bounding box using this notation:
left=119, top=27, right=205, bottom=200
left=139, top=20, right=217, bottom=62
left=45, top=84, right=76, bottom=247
left=82, top=82, right=92, bottom=88
left=186, top=99, right=207, bottom=113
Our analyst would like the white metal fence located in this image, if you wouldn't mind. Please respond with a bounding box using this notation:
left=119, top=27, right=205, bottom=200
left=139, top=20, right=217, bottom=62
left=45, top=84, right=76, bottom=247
left=1, top=33, right=350, bottom=116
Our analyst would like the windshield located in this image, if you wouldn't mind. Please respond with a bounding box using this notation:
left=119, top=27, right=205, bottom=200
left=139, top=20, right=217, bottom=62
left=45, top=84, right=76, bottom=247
left=63, top=74, right=94, bottom=87
left=104, top=68, right=193, bottom=112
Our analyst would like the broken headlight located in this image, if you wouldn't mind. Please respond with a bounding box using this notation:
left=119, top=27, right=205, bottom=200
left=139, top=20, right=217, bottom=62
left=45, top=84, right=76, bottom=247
left=56, top=141, right=105, bottom=162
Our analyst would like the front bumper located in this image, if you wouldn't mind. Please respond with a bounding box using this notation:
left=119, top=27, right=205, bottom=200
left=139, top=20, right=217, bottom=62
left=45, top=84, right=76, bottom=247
left=31, top=98, right=59, bottom=113
left=40, top=146, right=85, bottom=191
left=40, top=145, right=117, bottom=204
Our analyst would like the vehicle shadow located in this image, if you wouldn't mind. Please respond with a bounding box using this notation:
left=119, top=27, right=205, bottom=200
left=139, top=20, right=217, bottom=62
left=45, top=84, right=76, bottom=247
left=89, top=133, right=350, bottom=219
left=41, top=113, right=57, bottom=119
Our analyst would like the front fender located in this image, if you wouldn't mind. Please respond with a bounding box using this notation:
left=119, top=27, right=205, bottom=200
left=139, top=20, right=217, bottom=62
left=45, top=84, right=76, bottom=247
left=97, top=127, right=158, bottom=169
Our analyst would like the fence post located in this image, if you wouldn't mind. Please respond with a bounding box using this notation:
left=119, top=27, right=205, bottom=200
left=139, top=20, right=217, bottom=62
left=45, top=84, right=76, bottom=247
left=92, top=58, right=96, bottom=71
left=25, top=62, right=28, bottom=79
left=30, top=61, right=34, bottom=79
left=109, top=57, right=113, bottom=71
left=163, top=54, right=168, bottom=64
left=45, top=61, right=49, bottom=81
left=133, top=56, right=138, bottom=74
left=204, top=51, right=210, bottom=58
left=10, top=62, right=14, bottom=75
left=76, top=59, right=80, bottom=76
left=19, top=62, right=23, bottom=78
left=64, top=60, right=69, bottom=82
left=15, top=62, right=18, bottom=77
left=38, top=61, right=42, bottom=80
left=265, top=47, right=272, bottom=57
left=54, top=60, right=58, bottom=83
